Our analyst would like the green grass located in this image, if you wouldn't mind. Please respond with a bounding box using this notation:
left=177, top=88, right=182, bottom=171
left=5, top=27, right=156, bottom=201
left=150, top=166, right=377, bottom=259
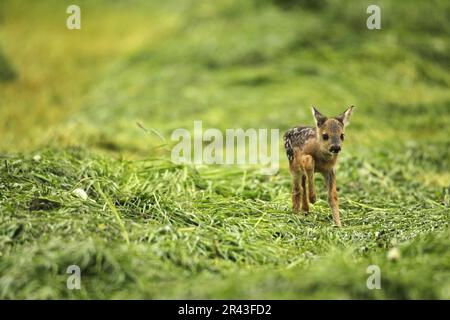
left=0, top=49, right=16, bottom=82
left=0, top=0, right=449, bottom=299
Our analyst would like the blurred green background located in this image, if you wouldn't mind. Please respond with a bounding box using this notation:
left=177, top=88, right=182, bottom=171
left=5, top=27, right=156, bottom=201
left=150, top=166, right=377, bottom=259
left=0, top=0, right=449, bottom=299
left=1, top=0, right=449, bottom=161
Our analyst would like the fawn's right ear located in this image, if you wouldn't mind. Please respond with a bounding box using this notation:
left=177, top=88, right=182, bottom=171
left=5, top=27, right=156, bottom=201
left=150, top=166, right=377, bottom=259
left=312, top=106, right=327, bottom=127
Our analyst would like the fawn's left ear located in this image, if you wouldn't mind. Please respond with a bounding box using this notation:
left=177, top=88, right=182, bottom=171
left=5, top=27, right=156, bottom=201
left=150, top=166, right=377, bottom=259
left=336, top=106, right=355, bottom=127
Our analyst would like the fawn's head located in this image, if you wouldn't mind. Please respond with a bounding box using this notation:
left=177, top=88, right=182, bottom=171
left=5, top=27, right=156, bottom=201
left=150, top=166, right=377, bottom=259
left=312, top=106, right=355, bottom=155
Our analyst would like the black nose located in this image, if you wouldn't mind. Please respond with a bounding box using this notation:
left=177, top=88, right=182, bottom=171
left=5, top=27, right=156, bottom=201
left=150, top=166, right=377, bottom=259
left=329, top=145, right=341, bottom=153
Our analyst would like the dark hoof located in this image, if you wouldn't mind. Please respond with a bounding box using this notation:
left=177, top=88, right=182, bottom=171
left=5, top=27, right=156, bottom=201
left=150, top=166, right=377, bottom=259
left=309, top=194, right=316, bottom=204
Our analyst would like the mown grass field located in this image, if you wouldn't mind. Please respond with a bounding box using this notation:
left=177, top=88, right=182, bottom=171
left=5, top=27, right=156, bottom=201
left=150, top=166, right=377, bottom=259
left=0, top=0, right=449, bottom=299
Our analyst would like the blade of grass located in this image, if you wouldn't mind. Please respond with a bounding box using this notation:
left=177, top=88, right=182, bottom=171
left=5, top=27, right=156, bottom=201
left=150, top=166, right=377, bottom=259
left=94, top=181, right=130, bottom=244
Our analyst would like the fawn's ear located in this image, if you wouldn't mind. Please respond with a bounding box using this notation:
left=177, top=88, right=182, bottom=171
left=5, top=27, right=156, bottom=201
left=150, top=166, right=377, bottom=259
left=336, top=106, right=354, bottom=127
left=312, top=106, right=327, bottom=127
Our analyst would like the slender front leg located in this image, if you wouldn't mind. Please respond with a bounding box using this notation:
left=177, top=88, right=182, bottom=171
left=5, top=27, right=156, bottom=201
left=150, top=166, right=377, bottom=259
left=301, top=175, right=309, bottom=212
left=324, top=169, right=341, bottom=227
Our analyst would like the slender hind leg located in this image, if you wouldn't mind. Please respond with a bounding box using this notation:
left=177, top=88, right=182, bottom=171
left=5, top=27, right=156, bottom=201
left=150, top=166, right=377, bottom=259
left=301, top=155, right=316, bottom=204
left=291, top=170, right=302, bottom=213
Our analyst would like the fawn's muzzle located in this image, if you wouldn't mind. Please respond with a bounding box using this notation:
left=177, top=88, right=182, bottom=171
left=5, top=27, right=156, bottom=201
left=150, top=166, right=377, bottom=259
left=329, top=145, right=341, bottom=153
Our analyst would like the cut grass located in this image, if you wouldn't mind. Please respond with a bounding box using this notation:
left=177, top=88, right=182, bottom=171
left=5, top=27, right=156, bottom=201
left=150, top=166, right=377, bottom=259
left=0, top=148, right=448, bottom=298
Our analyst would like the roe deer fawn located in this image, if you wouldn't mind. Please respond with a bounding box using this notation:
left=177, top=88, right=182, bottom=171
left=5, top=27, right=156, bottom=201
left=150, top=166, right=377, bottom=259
left=284, top=106, right=355, bottom=227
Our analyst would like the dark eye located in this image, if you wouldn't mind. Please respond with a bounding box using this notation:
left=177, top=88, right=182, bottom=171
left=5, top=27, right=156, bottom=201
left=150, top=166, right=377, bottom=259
left=322, top=133, right=329, bottom=141
left=340, top=134, right=345, bottom=141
